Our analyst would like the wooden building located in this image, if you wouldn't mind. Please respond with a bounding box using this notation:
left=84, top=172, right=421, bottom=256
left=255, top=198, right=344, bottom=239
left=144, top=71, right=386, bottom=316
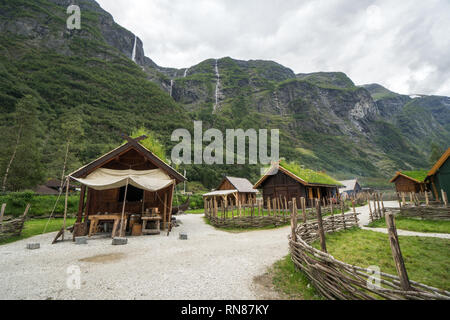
left=253, top=162, right=342, bottom=207
left=426, top=148, right=450, bottom=201
left=69, top=136, right=185, bottom=236
left=203, top=176, right=258, bottom=206
left=389, top=171, right=429, bottom=193
left=339, top=179, right=362, bottom=198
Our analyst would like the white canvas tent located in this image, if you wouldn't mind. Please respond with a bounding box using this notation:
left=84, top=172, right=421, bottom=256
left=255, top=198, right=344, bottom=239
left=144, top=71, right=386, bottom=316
left=70, top=168, right=175, bottom=192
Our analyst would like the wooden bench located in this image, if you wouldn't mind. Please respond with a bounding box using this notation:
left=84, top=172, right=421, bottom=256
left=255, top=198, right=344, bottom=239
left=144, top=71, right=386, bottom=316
left=88, top=214, right=128, bottom=238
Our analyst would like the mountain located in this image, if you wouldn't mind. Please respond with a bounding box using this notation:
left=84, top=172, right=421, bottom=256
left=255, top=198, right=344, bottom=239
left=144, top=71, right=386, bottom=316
left=0, top=0, right=449, bottom=191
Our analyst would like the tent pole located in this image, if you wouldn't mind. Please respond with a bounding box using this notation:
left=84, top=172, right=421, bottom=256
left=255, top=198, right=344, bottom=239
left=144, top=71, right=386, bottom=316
left=120, top=178, right=129, bottom=237
left=62, top=177, right=69, bottom=241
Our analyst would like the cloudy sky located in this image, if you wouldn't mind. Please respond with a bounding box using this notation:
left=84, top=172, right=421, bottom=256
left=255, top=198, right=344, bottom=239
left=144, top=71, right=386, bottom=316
left=96, top=0, right=450, bottom=96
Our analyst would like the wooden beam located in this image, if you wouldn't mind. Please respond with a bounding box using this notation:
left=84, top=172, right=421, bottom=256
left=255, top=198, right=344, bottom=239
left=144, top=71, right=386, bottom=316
left=77, top=185, right=86, bottom=223
left=167, top=181, right=175, bottom=235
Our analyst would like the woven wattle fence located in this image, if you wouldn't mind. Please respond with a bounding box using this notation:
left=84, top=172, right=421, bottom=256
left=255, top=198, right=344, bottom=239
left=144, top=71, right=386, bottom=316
left=289, top=199, right=450, bottom=300
left=0, top=204, right=30, bottom=241
left=204, top=197, right=349, bottom=229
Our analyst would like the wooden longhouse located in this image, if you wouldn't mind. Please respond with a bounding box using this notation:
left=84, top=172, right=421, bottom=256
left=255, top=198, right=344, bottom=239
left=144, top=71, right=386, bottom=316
left=389, top=171, right=429, bottom=193
left=69, top=136, right=185, bottom=238
left=426, top=147, right=450, bottom=201
left=253, top=162, right=342, bottom=207
left=203, top=176, right=258, bottom=206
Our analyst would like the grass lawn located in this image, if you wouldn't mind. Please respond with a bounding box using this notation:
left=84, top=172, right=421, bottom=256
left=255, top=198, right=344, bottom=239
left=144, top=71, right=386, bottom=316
left=185, top=209, right=205, bottom=214
left=312, top=228, right=450, bottom=290
left=270, top=255, right=322, bottom=300
left=367, top=216, right=450, bottom=234
left=0, top=218, right=76, bottom=245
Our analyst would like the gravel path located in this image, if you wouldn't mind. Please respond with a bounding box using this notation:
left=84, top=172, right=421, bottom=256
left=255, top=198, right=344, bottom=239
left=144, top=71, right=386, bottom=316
left=0, top=214, right=290, bottom=300
left=357, top=201, right=450, bottom=239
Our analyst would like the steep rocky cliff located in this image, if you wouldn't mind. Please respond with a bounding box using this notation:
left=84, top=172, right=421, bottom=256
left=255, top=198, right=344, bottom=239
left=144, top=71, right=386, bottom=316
left=0, top=0, right=449, bottom=189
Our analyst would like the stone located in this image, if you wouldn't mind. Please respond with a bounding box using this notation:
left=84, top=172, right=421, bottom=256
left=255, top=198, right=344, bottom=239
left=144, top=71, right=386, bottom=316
left=75, top=237, right=88, bottom=245
left=27, top=243, right=40, bottom=250
left=179, top=232, right=188, bottom=240
left=112, top=237, right=128, bottom=245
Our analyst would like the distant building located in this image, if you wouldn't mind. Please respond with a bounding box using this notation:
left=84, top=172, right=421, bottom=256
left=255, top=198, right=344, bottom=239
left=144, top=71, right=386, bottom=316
left=203, top=176, right=258, bottom=206
left=338, top=179, right=362, bottom=198
left=426, top=147, right=450, bottom=201
left=389, top=171, right=429, bottom=193
left=253, top=161, right=342, bottom=207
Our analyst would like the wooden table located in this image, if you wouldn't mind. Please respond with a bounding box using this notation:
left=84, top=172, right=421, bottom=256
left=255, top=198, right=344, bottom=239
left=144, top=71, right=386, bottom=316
left=88, top=214, right=129, bottom=238
left=141, top=216, right=161, bottom=235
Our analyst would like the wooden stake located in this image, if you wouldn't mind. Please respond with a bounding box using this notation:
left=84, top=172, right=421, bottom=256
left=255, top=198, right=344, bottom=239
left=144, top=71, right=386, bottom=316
left=119, top=179, right=129, bottom=238
left=341, top=201, right=346, bottom=229
left=300, top=197, right=307, bottom=223
left=442, top=190, right=448, bottom=207
left=316, top=200, right=327, bottom=253
left=0, top=203, right=6, bottom=232
left=425, top=191, right=429, bottom=206
left=62, top=177, right=69, bottom=241
left=385, top=213, right=412, bottom=291
left=291, top=198, right=297, bottom=242
left=352, top=200, right=358, bottom=225
left=368, top=197, right=373, bottom=222
left=401, top=192, right=406, bottom=207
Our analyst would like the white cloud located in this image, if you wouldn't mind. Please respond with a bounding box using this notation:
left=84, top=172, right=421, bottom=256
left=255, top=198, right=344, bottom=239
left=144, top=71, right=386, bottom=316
left=96, top=0, right=450, bottom=96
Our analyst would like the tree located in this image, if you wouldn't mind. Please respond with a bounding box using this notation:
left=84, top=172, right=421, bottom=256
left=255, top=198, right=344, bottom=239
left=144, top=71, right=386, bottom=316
left=130, top=127, right=167, bottom=162
left=429, top=143, right=445, bottom=167
left=59, top=109, right=84, bottom=189
left=1, top=95, right=44, bottom=191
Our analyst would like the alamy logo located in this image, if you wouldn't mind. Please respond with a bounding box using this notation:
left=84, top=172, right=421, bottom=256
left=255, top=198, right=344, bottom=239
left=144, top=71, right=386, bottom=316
left=171, top=121, right=279, bottom=167
left=66, top=5, right=81, bottom=30
left=66, top=265, right=81, bottom=290
left=366, top=265, right=381, bottom=290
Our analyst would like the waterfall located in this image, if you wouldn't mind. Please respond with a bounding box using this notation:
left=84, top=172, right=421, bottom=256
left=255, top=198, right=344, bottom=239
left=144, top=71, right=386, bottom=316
left=273, top=91, right=282, bottom=115
left=131, top=35, right=137, bottom=63
left=170, top=80, right=174, bottom=97
left=214, top=59, right=221, bottom=113
left=184, top=68, right=189, bottom=77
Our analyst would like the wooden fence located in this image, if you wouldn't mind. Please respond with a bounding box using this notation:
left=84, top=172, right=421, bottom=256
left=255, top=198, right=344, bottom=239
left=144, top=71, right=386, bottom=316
left=289, top=199, right=450, bottom=300
left=0, top=203, right=30, bottom=241
left=204, top=196, right=350, bottom=229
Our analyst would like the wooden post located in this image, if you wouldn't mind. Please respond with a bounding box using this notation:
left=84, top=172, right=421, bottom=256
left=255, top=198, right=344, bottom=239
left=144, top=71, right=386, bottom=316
left=330, top=200, right=335, bottom=232
left=385, top=213, right=412, bottom=291
left=409, top=192, right=414, bottom=204
left=163, top=192, right=168, bottom=229
left=267, top=197, right=271, bottom=216
left=376, top=193, right=382, bottom=218
left=341, top=201, right=346, bottom=229
left=0, top=203, right=6, bottom=232
left=119, top=179, right=129, bottom=238
left=396, top=192, right=402, bottom=209
left=316, top=200, right=327, bottom=253
left=77, top=185, right=86, bottom=223
left=167, top=182, right=175, bottom=234
left=300, top=197, right=307, bottom=223
left=442, top=190, right=448, bottom=207
left=380, top=193, right=385, bottom=213
left=62, top=177, right=69, bottom=241
left=291, top=198, right=297, bottom=242
left=401, top=192, right=406, bottom=207
left=352, top=200, right=358, bottom=225
left=425, top=191, right=429, bottom=206
left=368, top=197, right=373, bottom=222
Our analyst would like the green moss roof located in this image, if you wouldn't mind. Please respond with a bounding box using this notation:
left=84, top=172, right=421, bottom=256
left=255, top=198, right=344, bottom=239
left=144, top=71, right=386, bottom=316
left=280, top=161, right=343, bottom=186
left=400, top=170, right=428, bottom=182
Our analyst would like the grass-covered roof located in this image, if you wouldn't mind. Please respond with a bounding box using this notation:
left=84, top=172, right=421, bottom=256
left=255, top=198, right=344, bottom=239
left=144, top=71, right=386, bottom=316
left=399, top=170, right=429, bottom=183
left=280, top=161, right=343, bottom=186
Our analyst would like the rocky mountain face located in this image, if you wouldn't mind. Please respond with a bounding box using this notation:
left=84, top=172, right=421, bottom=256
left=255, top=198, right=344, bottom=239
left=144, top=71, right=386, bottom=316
left=0, top=0, right=449, bottom=189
